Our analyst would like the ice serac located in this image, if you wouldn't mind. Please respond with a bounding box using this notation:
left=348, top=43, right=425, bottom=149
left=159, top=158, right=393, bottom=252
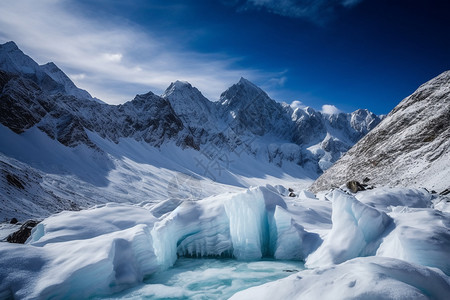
left=310, top=70, right=450, bottom=192
left=271, top=206, right=321, bottom=260
left=230, top=257, right=450, bottom=300
left=149, top=186, right=320, bottom=269
left=151, top=186, right=290, bottom=267
left=306, top=190, right=392, bottom=268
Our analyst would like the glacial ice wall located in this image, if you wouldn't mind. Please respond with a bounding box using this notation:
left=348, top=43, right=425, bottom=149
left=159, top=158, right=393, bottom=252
left=0, top=186, right=321, bottom=299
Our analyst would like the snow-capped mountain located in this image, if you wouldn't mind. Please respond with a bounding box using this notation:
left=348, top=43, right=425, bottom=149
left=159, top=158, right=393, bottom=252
left=0, top=41, right=96, bottom=101
left=0, top=41, right=383, bottom=219
left=164, top=75, right=382, bottom=173
left=310, top=70, right=450, bottom=192
left=0, top=41, right=382, bottom=174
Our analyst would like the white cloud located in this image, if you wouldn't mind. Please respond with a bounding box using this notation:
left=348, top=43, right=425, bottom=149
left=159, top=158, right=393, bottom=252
left=102, top=53, right=123, bottom=63
left=321, top=104, right=342, bottom=115
left=0, top=1, right=275, bottom=104
left=70, top=73, right=86, bottom=80
left=290, top=100, right=306, bottom=110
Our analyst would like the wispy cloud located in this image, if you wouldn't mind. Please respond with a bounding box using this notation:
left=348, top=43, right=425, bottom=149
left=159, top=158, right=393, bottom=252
left=321, top=104, right=342, bottom=115
left=225, top=0, right=363, bottom=24
left=0, top=1, right=276, bottom=104
left=290, top=100, right=306, bottom=110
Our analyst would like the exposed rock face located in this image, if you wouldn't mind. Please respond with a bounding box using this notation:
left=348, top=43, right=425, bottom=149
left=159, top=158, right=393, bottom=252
left=310, top=71, right=450, bottom=192
left=0, top=69, right=186, bottom=148
left=218, top=77, right=293, bottom=138
left=7, top=220, right=40, bottom=244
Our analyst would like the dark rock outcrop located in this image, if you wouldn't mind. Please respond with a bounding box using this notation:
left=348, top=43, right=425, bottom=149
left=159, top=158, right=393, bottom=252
left=346, top=181, right=366, bottom=193
left=7, top=220, right=40, bottom=243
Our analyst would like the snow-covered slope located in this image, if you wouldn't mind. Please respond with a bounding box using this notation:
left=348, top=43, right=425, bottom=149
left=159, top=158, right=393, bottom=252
left=310, top=70, right=450, bottom=193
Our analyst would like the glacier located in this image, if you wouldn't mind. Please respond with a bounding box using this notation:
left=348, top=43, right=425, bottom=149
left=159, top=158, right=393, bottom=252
left=0, top=186, right=323, bottom=299
left=1, top=186, right=450, bottom=299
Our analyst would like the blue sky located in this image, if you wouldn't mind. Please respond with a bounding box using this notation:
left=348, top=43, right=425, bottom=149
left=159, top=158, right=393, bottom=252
left=1, top=0, right=449, bottom=114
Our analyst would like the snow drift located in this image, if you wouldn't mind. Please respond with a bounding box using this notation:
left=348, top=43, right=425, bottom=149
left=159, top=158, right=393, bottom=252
left=231, top=257, right=450, bottom=300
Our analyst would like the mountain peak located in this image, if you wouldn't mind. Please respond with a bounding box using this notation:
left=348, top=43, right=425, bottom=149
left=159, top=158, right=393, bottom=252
left=173, top=80, right=191, bottom=88
left=162, top=80, right=208, bottom=100
left=161, top=80, right=214, bottom=128
left=42, top=61, right=57, bottom=68
left=220, top=77, right=266, bottom=107
left=0, top=41, right=19, bottom=52
left=237, top=77, right=259, bottom=89
left=163, top=80, right=193, bottom=96
left=238, top=76, right=249, bottom=83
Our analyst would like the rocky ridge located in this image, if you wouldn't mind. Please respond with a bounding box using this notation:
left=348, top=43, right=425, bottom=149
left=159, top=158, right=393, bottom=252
left=310, top=70, right=450, bottom=192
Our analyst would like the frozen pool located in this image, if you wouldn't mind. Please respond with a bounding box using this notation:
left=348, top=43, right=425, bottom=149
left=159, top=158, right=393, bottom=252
left=102, top=258, right=304, bottom=299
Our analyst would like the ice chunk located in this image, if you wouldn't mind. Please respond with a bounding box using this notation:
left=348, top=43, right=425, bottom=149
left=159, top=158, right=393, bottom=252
left=0, top=225, right=158, bottom=299
left=230, top=257, right=450, bottom=300
left=297, top=189, right=317, bottom=200
left=432, top=195, right=450, bottom=213
left=271, top=206, right=321, bottom=260
left=377, top=208, right=450, bottom=275
left=27, top=203, right=157, bottom=245
left=306, top=190, right=392, bottom=267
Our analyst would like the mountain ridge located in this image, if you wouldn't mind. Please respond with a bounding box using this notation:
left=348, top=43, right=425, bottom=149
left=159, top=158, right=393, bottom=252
left=0, top=41, right=383, bottom=175
left=310, top=70, right=450, bottom=192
